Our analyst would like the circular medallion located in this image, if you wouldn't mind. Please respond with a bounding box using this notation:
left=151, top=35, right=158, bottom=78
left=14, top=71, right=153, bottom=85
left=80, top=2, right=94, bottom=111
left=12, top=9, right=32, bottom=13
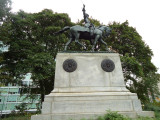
left=63, top=59, right=77, bottom=72
left=101, top=59, right=115, bottom=72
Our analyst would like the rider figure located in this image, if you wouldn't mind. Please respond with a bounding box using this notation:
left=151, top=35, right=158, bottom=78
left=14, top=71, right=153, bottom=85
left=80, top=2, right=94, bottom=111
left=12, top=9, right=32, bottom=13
left=82, top=4, right=94, bottom=36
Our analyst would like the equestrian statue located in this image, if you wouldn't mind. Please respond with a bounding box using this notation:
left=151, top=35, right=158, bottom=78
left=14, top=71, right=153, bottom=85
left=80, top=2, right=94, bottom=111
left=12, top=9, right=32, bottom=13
left=54, top=5, right=112, bottom=51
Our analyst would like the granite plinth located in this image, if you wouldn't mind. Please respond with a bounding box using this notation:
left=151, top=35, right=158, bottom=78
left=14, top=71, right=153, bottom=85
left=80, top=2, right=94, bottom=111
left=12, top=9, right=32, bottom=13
left=31, top=53, right=154, bottom=120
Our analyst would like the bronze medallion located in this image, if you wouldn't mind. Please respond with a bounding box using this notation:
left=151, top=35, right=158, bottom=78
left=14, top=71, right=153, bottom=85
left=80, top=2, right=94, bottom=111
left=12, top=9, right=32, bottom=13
left=101, top=59, right=115, bottom=72
left=63, top=59, right=77, bottom=72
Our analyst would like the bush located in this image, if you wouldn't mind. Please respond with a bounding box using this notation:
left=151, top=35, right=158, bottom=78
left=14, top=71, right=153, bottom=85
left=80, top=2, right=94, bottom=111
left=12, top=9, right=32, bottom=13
left=2, top=116, right=30, bottom=120
left=135, top=116, right=155, bottom=120
left=154, top=111, right=160, bottom=119
left=97, top=111, right=129, bottom=120
left=153, top=101, right=160, bottom=107
left=143, top=103, right=160, bottom=119
left=144, top=103, right=160, bottom=112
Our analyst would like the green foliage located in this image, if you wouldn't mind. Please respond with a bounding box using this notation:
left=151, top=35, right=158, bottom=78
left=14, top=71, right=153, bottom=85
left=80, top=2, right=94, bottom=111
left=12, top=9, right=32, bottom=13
left=154, top=111, right=160, bottom=119
left=2, top=116, right=30, bottom=120
left=108, top=21, right=156, bottom=74
left=97, top=111, right=129, bottom=120
left=0, top=9, right=73, bottom=102
left=2, top=111, right=35, bottom=120
left=0, top=0, right=11, bottom=23
left=15, top=103, right=28, bottom=114
left=153, top=101, right=160, bottom=107
left=143, top=73, right=160, bottom=100
left=0, top=0, right=12, bottom=84
left=143, top=102, right=160, bottom=119
left=108, top=21, right=156, bottom=72
left=106, top=21, right=158, bottom=103
left=135, top=116, right=156, bottom=120
left=144, top=103, right=160, bottom=112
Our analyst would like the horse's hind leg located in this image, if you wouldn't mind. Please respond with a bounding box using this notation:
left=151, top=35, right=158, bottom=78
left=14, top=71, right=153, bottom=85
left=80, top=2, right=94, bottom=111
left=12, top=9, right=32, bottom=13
left=64, top=37, right=73, bottom=51
left=76, top=40, right=86, bottom=50
left=75, top=33, right=86, bottom=50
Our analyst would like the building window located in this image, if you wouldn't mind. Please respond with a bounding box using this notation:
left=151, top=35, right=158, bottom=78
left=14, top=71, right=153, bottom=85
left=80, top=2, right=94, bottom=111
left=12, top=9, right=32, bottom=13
left=7, top=100, right=16, bottom=102
left=7, top=96, right=17, bottom=102
left=8, top=92, right=17, bottom=94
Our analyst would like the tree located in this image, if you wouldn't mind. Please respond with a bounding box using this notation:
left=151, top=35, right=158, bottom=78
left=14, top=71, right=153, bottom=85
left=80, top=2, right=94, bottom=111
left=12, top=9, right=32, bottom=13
left=143, top=72, right=160, bottom=101
left=0, top=0, right=12, bottom=86
left=0, top=9, right=73, bottom=103
left=0, top=0, right=11, bottom=23
left=106, top=21, right=158, bottom=103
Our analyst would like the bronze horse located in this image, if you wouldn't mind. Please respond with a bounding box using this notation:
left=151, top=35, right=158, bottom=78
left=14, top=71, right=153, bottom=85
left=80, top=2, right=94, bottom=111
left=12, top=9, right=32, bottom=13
left=54, top=25, right=111, bottom=51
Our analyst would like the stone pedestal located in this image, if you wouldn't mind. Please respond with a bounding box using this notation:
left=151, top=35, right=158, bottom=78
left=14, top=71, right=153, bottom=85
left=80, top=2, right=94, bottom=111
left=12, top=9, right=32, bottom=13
left=31, top=53, right=154, bottom=120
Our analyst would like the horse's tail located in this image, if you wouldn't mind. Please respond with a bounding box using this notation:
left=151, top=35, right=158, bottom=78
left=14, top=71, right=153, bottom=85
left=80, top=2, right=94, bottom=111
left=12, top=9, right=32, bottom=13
left=54, top=26, right=70, bottom=35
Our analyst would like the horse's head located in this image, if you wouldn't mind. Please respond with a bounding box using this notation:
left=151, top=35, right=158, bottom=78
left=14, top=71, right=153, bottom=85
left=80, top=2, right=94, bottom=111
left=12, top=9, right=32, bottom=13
left=105, top=26, right=112, bottom=37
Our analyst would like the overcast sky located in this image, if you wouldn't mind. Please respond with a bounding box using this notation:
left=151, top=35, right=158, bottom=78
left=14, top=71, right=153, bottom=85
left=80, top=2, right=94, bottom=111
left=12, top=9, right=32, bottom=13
left=11, top=0, right=160, bottom=73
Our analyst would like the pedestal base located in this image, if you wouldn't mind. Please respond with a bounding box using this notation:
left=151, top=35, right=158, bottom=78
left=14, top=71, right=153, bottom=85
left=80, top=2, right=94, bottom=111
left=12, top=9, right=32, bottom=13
left=31, top=53, right=154, bottom=120
left=31, top=111, right=154, bottom=120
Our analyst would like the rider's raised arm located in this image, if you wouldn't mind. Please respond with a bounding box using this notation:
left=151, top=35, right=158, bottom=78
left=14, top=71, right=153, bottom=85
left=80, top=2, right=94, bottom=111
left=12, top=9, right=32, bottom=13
left=82, top=4, right=85, bottom=13
left=82, top=4, right=86, bottom=18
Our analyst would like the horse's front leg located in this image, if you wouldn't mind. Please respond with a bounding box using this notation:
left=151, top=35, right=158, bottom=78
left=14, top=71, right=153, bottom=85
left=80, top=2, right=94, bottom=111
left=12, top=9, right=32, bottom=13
left=99, top=38, right=110, bottom=51
left=92, top=35, right=99, bottom=51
